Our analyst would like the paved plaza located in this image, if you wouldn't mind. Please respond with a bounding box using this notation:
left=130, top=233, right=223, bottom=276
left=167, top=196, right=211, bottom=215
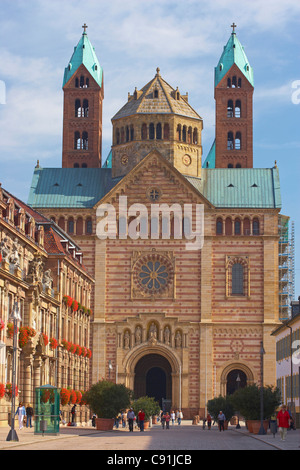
left=0, top=421, right=299, bottom=452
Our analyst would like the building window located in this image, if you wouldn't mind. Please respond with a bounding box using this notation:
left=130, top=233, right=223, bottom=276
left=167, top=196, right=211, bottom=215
left=235, top=100, right=241, bottom=118
left=83, top=99, right=89, bottom=117
left=234, top=219, right=241, bottom=235
left=68, top=218, right=74, bottom=234
left=156, top=123, right=162, bottom=140
left=232, top=263, right=244, bottom=295
left=149, top=123, right=155, bottom=140
left=235, top=132, right=241, bottom=150
left=82, top=132, right=88, bottom=150
left=227, top=132, right=234, bottom=150
left=227, top=100, right=234, bottom=118
left=74, top=131, right=81, bottom=150
left=86, top=218, right=93, bottom=234
left=253, top=218, right=260, bottom=235
left=216, top=218, right=223, bottom=235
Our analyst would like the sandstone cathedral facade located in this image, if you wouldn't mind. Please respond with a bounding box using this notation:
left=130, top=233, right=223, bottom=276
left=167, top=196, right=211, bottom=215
left=28, top=25, right=283, bottom=417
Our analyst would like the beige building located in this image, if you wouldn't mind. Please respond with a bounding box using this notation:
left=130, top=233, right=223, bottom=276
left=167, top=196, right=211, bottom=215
left=0, top=184, right=93, bottom=426
left=28, top=27, right=284, bottom=418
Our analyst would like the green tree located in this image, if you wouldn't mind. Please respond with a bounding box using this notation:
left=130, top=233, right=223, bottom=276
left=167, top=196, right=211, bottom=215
left=132, top=396, right=161, bottom=421
left=207, top=395, right=235, bottom=422
left=231, top=384, right=281, bottom=420
left=84, top=380, right=133, bottom=419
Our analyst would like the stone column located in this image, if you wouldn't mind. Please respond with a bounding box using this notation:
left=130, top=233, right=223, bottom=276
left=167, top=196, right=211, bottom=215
left=33, top=356, right=42, bottom=391
left=22, top=356, right=33, bottom=406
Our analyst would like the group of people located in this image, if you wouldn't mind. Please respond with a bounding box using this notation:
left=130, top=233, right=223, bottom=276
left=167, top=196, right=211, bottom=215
left=160, top=409, right=183, bottom=429
left=15, top=403, right=34, bottom=430
left=112, top=408, right=184, bottom=432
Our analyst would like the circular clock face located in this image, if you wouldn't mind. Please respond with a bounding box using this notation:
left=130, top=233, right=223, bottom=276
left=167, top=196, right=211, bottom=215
left=121, top=155, right=128, bottom=165
left=183, top=154, right=191, bottom=166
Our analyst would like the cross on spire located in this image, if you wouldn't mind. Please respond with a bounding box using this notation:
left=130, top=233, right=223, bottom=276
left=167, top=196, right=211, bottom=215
left=82, top=23, right=88, bottom=35
left=231, top=22, right=237, bottom=34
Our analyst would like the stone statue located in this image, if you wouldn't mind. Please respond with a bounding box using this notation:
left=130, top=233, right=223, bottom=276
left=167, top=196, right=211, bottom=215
left=0, top=237, right=10, bottom=263
left=43, top=269, right=53, bottom=289
left=26, top=254, right=44, bottom=284
left=175, top=331, right=182, bottom=348
left=164, top=326, right=170, bottom=345
left=135, top=326, right=142, bottom=345
left=124, top=331, right=130, bottom=349
left=149, top=322, right=157, bottom=339
left=9, top=238, right=20, bottom=268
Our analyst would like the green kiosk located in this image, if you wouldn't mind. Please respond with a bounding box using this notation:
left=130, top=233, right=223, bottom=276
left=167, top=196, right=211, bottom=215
left=35, top=385, right=60, bottom=435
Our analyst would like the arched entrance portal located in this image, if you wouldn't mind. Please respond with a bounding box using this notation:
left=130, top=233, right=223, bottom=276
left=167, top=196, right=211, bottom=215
left=134, top=354, right=172, bottom=408
left=226, top=369, right=247, bottom=395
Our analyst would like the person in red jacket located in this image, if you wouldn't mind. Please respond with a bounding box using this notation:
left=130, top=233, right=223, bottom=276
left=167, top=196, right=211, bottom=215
left=277, top=405, right=290, bottom=441
left=138, top=409, right=145, bottom=432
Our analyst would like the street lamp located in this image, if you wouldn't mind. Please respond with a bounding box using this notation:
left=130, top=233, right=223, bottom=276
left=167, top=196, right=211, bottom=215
left=6, top=301, right=22, bottom=442
left=236, top=373, right=241, bottom=429
left=108, top=360, right=113, bottom=380
left=258, top=341, right=266, bottom=435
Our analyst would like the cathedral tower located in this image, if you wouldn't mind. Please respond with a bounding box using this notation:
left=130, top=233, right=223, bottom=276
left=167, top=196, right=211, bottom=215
left=111, top=68, right=203, bottom=178
left=62, top=25, right=104, bottom=168
left=214, top=24, right=254, bottom=168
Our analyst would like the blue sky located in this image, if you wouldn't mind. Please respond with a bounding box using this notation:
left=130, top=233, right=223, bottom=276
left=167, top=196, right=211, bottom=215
left=0, top=0, right=299, bottom=294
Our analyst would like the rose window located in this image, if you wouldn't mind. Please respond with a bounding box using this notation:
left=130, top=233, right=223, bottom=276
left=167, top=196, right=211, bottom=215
left=133, top=254, right=173, bottom=295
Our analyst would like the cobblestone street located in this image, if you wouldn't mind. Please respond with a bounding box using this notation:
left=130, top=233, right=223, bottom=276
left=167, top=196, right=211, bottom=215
left=1, top=421, right=299, bottom=452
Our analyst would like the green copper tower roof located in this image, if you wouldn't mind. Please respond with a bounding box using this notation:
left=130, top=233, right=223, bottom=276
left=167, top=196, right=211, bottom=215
left=215, top=28, right=254, bottom=87
left=63, top=26, right=103, bottom=88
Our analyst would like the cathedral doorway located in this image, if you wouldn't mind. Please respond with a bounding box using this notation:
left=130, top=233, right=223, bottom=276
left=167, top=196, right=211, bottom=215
left=226, top=369, right=247, bottom=395
left=134, top=354, right=172, bottom=408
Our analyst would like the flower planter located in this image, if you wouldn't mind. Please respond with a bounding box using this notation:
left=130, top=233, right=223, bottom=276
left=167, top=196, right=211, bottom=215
left=152, top=417, right=157, bottom=425
left=144, top=420, right=150, bottom=429
left=247, top=420, right=269, bottom=434
left=96, top=418, right=115, bottom=431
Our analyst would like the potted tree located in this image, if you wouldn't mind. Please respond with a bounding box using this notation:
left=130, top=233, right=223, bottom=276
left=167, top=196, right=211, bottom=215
left=84, top=380, right=133, bottom=431
left=231, top=384, right=281, bottom=434
left=132, top=396, right=161, bottom=429
left=207, top=395, right=235, bottom=430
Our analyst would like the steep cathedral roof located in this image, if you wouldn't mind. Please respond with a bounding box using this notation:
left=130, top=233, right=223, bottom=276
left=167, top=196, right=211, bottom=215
left=215, top=30, right=254, bottom=87
left=112, top=68, right=202, bottom=121
left=63, top=29, right=103, bottom=88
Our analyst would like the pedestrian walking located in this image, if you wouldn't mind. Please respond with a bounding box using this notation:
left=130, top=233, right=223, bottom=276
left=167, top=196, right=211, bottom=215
left=165, top=411, right=171, bottom=429
left=161, top=411, right=166, bottom=429
left=26, top=403, right=33, bottom=428
left=15, top=403, right=26, bottom=430
left=277, top=405, right=290, bottom=441
left=122, top=411, right=126, bottom=428
left=207, top=413, right=212, bottom=430
left=217, top=411, right=226, bottom=431
left=127, top=408, right=135, bottom=432
left=269, top=414, right=277, bottom=438
left=71, top=404, right=76, bottom=425
left=287, top=407, right=296, bottom=430
left=138, top=409, right=145, bottom=432
left=177, top=410, right=183, bottom=425
left=171, top=410, right=175, bottom=425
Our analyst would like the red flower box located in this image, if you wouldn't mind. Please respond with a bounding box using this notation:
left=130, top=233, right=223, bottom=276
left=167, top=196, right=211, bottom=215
left=50, top=337, right=58, bottom=350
